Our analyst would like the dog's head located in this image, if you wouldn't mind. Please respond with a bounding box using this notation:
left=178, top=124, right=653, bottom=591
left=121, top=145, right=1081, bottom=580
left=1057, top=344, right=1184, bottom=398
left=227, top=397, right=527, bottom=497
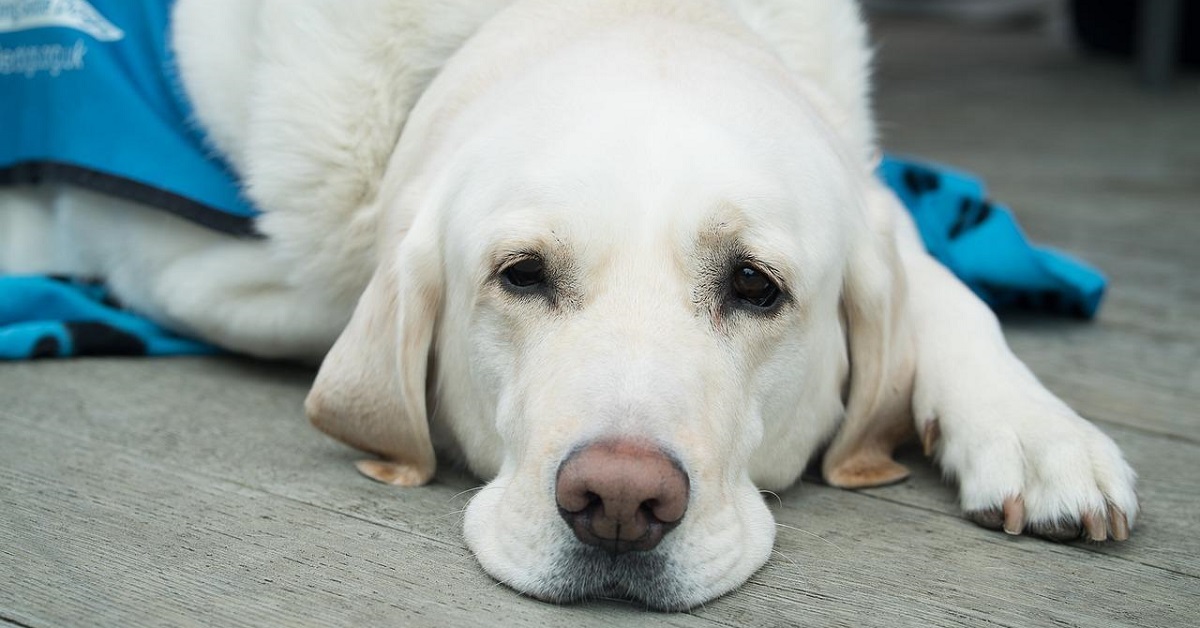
left=307, top=3, right=912, bottom=610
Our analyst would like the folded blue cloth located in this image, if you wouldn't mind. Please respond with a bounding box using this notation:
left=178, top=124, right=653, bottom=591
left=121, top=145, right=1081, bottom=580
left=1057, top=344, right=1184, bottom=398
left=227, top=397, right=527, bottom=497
left=0, top=276, right=217, bottom=359
left=0, top=162, right=1106, bottom=360
left=878, top=155, right=1106, bottom=319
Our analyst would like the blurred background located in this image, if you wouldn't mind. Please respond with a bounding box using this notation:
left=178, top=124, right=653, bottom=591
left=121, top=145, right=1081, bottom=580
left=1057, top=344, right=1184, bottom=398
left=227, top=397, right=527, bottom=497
left=857, top=0, right=1197, bottom=434
left=864, top=0, right=1198, bottom=88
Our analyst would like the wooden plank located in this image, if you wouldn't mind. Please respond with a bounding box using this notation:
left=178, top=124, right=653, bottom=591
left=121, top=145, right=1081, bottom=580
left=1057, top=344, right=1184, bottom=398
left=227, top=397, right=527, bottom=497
left=3, top=350, right=1196, bottom=573
left=873, top=15, right=1200, bottom=194
left=1004, top=321, right=1200, bottom=441
left=0, top=355, right=1191, bottom=549
left=2, top=358, right=1198, bottom=626
left=0, top=424, right=718, bottom=628
left=859, top=424, right=1200, bottom=578
left=4, top=408, right=1196, bottom=627
left=997, top=188, right=1200, bottom=345
left=766, top=483, right=1199, bottom=628
left=871, top=14, right=1200, bottom=363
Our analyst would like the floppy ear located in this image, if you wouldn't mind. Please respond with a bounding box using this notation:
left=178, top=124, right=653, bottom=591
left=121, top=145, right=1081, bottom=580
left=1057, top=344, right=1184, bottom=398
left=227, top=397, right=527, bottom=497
left=822, top=182, right=917, bottom=489
left=305, top=227, right=441, bottom=487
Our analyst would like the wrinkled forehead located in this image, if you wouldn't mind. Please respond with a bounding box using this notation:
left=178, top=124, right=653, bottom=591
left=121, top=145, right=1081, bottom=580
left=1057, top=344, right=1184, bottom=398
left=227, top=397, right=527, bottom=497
left=436, top=27, right=861, bottom=277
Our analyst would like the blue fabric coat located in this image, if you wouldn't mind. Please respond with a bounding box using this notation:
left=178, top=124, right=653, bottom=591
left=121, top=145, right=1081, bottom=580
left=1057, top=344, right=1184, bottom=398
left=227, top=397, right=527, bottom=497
left=0, top=2, right=1106, bottom=359
left=0, top=0, right=256, bottom=235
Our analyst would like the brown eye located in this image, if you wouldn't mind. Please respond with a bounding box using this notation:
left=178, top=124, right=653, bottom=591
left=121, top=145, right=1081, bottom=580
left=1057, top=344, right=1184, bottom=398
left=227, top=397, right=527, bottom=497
left=501, top=257, right=546, bottom=289
left=731, top=265, right=780, bottom=309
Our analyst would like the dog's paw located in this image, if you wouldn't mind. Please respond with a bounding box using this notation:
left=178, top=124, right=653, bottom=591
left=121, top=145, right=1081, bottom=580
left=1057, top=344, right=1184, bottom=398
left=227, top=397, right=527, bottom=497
left=922, top=396, right=1138, bottom=542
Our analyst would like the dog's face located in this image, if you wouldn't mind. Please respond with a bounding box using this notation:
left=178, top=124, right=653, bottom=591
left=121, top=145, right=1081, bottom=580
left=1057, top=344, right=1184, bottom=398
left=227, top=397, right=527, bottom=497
left=444, top=73, right=857, bottom=607
left=308, top=16, right=907, bottom=611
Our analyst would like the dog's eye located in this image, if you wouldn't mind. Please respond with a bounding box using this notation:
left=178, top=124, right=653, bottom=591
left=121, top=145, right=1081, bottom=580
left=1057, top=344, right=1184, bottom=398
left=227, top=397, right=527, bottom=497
left=731, top=264, right=780, bottom=309
left=501, top=257, right=547, bottom=289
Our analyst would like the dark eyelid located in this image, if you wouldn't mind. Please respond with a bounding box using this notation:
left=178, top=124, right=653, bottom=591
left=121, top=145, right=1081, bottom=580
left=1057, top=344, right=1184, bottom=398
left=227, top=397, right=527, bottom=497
left=737, top=255, right=786, bottom=293
left=495, top=251, right=554, bottom=302
left=494, top=250, right=542, bottom=275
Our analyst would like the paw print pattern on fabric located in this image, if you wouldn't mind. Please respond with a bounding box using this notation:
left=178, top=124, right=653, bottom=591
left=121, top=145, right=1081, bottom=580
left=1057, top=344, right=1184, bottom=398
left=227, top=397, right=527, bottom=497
left=0, top=275, right=218, bottom=359
left=879, top=156, right=1107, bottom=319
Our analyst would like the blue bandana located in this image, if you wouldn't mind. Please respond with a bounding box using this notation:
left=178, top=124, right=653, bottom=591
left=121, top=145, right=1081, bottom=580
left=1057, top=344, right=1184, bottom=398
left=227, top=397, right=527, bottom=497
left=0, top=0, right=258, bottom=235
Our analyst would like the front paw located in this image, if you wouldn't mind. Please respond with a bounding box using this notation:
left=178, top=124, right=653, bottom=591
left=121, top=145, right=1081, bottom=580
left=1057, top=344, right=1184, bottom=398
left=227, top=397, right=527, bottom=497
left=922, top=402, right=1138, bottom=542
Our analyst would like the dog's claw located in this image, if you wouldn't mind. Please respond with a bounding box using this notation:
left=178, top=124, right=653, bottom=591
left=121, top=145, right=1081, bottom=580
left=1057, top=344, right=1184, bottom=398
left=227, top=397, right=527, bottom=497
left=1002, top=495, right=1025, bottom=535
left=1082, top=510, right=1108, bottom=542
left=1109, top=507, right=1130, bottom=541
left=970, top=497, right=1136, bottom=543
left=921, top=418, right=941, bottom=457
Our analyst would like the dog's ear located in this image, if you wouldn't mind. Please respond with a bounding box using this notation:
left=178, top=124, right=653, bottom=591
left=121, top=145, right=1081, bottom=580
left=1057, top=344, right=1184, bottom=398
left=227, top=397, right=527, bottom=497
left=822, top=182, right=917, bottom=489
left=305, top=225, right=441, bottom=487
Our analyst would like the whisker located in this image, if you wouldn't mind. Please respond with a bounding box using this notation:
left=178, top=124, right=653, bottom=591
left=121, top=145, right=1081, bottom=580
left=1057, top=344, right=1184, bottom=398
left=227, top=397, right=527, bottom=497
left=759, top=489, right=784, bottom=508
left=770, top=547, right=802, bottom=570
left=775, top=522, right=844, bottom=552
left=447, top=485, right=488, bottom=502
left=430, top=507, right=471, bottom=522
left=453, top=550, right=483, bottom=567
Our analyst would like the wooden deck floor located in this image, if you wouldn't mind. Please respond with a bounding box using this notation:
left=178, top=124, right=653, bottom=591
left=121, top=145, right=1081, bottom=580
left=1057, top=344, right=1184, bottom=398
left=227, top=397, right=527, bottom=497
left=3, top=15, right=1198, bottom=628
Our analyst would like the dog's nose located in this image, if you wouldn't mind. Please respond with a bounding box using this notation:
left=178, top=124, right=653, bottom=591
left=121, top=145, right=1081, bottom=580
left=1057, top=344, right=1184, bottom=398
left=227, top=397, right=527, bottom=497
left=555, top=439, right=689, bottom=554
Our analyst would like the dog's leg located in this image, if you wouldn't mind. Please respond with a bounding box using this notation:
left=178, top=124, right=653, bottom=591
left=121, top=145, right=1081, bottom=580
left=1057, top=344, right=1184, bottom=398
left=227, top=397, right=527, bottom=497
left=84, top=192, right=357, bottom=360
left=143, top=240, right=356, bottom=361
left=886, top=186, right=1137, bottom=542
left=2, top=185, right=352, bottom=360
left=0, top=187, right=94, bottom=275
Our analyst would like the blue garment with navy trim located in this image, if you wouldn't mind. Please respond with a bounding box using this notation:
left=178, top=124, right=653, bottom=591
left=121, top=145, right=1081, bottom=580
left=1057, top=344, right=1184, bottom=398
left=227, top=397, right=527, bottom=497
left=0, top=2, right=1107, bottom=358
left=0, top=0, right=258, bottom=235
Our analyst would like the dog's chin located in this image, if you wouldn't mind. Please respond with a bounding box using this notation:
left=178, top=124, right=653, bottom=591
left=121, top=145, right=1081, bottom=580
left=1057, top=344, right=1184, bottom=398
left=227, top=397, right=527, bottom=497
left=517, top=546, right=700, bottom=611
left=464, top=481, right=776, bottom=611
left=465, top=520, right=710, bottom=611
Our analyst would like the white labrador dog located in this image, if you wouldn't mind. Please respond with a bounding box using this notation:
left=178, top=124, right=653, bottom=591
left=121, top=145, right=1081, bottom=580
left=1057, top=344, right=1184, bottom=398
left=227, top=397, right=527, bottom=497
left=2, top=0, right=1137, bottom=610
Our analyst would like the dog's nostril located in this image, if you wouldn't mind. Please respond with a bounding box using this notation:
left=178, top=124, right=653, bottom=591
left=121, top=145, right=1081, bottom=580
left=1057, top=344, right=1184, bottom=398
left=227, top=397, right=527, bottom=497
left=555, top=439, right=689, bottom=554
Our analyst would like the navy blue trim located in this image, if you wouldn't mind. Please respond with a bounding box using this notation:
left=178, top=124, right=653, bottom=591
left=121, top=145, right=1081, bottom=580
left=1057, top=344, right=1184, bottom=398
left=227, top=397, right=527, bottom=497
left=0, top=160, right=262, bottom=238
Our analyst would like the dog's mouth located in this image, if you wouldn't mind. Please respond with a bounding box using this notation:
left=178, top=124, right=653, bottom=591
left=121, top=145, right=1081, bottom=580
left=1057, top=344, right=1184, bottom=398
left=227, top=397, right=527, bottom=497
left=529, top=545, right=701, bottom=611
left=464, top=448, right=775, bottom=611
